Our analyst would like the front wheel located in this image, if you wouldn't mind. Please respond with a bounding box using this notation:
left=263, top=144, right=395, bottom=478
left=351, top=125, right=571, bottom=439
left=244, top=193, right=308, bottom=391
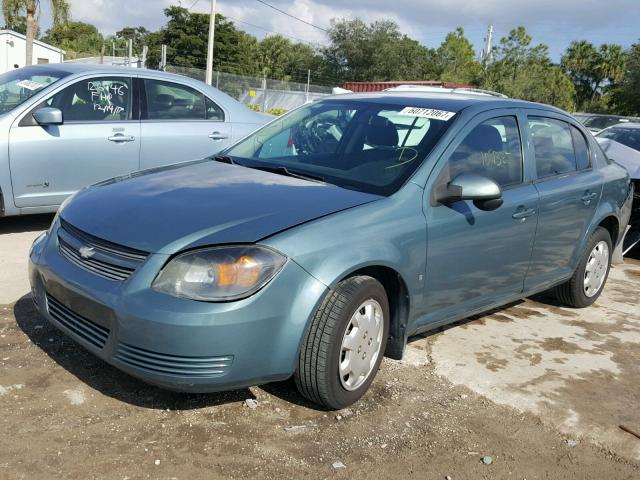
left=555, top=227, right=612, bottom=307
left=295, top=276, right=389, bottom=409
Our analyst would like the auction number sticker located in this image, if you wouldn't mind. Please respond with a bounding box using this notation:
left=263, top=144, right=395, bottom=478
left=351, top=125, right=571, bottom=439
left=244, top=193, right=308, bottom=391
left=398, top=106, right=456, bottom=121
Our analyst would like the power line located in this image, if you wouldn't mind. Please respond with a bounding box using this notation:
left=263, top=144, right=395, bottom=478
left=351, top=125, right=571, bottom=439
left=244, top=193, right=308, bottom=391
left=188, top=0, right=200, bottom=9
left=254, top=0, right=328, bottom=33
left=224, top=14, right=325, bottom=47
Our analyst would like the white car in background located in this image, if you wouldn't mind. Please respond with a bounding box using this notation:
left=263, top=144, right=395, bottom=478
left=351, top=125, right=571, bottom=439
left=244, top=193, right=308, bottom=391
left=596, top=123, right=640, bottom=253
left=575, top=113, right=640, bottom=134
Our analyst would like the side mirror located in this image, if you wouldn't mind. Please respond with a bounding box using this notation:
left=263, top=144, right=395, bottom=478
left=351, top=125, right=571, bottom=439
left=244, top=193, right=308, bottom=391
left=33, top=107, right=63, bottom=126
left=434, top=173, right=504, bottom=211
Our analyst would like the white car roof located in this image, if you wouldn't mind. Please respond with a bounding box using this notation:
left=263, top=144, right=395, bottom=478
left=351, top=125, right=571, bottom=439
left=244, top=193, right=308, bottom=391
left=383, top=84, right=508, bottom=98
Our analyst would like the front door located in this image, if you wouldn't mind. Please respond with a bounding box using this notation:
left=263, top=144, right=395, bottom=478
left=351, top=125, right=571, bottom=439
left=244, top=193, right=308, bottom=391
left=139, top=78, right=232, bottom=169
left=9, top=76, right=140, bottom=208
left=422, top=112, right=539, bottom=325
left=524, top=114, right=603, bottom=290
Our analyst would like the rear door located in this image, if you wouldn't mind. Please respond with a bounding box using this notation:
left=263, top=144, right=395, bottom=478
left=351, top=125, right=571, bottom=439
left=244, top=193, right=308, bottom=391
left=9, top=75, right=140, bottom=208
left=524, top=112, right=603, bottom=291
left=139, top=77, right=232, bottom=169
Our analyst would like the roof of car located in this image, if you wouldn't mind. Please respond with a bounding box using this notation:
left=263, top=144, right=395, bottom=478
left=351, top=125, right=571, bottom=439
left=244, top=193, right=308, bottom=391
left=22, top=63, right=194, bottom=82
left=576, top=112, right=640, bottom=120
left=322, top=91, right=564, bottom=115
left=602, top=122, right=640, bottom=130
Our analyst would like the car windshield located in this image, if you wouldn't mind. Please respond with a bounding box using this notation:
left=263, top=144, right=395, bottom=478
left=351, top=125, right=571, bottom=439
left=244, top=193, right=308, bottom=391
left=224, top=100, right=456, bottom=195
left=0, top=67, right=70, bottom=114
left=597, top=127, right=640, bottom=152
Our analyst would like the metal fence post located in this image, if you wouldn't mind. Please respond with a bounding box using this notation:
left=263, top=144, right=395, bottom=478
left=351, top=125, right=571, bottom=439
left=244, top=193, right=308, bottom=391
left=261, top=76, right=267, bottom=112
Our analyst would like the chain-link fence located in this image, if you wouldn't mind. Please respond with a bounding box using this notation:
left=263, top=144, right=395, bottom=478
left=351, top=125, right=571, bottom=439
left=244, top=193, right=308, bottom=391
left=166, top=66, right=333, bottom=113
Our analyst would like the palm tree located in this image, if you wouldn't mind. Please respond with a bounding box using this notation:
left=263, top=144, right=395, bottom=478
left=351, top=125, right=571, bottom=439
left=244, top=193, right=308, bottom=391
left=2, top=0, right=69, bottom=65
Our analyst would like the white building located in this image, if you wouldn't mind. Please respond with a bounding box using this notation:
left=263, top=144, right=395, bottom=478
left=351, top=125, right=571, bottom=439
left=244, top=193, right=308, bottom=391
left=0, top=30, right=65, bottom=74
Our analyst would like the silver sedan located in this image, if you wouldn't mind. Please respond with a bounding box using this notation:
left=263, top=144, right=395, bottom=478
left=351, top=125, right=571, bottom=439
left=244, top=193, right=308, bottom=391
left=0, top=64, right=269, bottom=217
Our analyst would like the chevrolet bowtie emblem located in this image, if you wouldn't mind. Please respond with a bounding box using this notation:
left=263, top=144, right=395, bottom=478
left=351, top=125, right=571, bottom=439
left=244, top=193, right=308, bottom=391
left=78, top=246, right=96, bottom=259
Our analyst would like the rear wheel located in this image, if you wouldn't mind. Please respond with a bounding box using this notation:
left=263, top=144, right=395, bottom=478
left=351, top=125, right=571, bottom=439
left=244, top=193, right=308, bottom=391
left=295, top=276, right=389, bottom=409
left=555, top=227, right=612, bottom=307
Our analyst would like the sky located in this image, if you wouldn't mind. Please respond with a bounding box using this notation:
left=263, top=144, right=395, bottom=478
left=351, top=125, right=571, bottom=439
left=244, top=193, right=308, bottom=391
left=6, top=0, right=640, bottom=62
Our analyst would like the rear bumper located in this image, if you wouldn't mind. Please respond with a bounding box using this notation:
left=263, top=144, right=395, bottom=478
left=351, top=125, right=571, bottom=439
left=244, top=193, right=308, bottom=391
left=28, top=226, right=327, bottom=392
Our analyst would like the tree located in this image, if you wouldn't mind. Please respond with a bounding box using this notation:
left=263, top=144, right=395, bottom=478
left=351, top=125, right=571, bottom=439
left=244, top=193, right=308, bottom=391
left=144, top=7, right=263, bottom=76
left=41, top=21, right=103, bottom=59
left=434, top=28, right=482, bottom=84
left=256, top=35, right=322, bottom=82
left=2, top=13, right=28, bottom=34
left=321, top=18, right=436, bottom=83
left=562, top=40, right=627, bottom=111
left=610, top=42, right=640, bottom=115
left=115, top=26, right=148, bottom=55
left=481, top=27, right=575, bottom=110
left=282, top=42, right=323, bottom=83
left=2, top=0, right=69, bottom=65
left=258, top=35, right=293, bottom=78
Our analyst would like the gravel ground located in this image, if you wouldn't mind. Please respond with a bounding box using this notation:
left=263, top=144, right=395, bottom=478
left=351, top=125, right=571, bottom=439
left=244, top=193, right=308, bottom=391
left=1, top=215, right=639, bottom=479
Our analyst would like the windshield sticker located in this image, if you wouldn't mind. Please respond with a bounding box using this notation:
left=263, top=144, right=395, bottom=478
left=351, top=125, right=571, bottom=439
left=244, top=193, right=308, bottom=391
left=16, top=79, right=44, bottom=91
left=398, top=107, right=456, bottom=121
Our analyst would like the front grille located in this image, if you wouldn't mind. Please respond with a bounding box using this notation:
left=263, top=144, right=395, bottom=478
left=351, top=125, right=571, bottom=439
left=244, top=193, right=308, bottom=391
left=115, top=343, right=233, bottom=378
left=58, top=238, right=135, bottom=281
left=46, top=294, right=110, bottom=349
left=58, top=220, right=149, bottom=281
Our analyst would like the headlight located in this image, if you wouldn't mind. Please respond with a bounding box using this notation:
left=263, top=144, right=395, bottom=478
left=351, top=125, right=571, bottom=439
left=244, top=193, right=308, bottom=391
left=152, top=245, right=287, bottom=301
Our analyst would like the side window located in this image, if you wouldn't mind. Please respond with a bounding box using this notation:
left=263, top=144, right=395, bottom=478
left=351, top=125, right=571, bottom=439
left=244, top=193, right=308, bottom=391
left=206, top=97, right=225, bottom=121
left=144, top=79, right=207, bottom=120
left=528, top=117, right=577, bottom=178
left=446, top=116, right=523, bottom=188
left=48, top=77, right=131, bottom=122
left=571, top=126, right=591, bottom=170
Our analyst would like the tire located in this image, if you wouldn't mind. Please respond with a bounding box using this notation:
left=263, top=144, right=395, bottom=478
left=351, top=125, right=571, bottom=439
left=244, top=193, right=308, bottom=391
left=555, top=226, right=612, bottom=308
left=295, top=275, right=389, bottom=409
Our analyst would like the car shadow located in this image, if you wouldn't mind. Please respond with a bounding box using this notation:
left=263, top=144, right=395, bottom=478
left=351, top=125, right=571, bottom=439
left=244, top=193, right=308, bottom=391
left=0, top=213, right=54, bottom=235
left=14, top=294, right=254, bottom=410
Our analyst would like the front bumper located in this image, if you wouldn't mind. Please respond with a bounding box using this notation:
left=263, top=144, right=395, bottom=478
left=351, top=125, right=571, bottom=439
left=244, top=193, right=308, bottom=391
left=28, top=225, right=327, bottom=392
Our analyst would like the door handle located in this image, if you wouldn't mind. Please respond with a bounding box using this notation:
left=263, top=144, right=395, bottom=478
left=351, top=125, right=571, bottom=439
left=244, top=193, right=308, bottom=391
left=209, top=131, right=229, bottom=140
left=512, top=207, right=536, bottom=219
left=107, top=134, right=135, bottom=143
left=581, top=192, right=598, bottom=205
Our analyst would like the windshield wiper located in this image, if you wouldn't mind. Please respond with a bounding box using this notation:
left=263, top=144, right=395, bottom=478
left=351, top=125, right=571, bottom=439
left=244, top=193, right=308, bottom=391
left=212, top=154, right=237, bottom=165
left=213, top=156, right=325, bottom=184
left=251, top=165, right=326, bottom=184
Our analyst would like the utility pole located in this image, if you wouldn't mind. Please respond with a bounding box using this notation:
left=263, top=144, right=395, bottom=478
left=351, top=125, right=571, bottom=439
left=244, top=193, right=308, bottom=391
left=205, top=0, right=217, bottom=85
left=127, top=38, right=133, bottom=67
left=483, top=24, right=494, bottom=66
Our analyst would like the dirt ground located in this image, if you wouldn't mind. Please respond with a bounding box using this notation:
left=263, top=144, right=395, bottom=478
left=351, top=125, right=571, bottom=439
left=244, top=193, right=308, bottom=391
left=1, top=215, right=639, bottom=480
